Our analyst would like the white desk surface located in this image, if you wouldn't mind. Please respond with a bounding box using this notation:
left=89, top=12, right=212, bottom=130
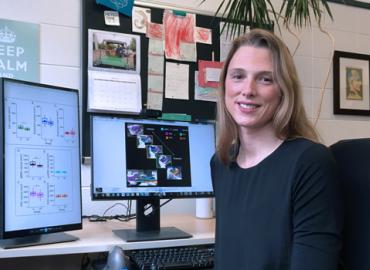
left=0, top=215, right=215, bottom=259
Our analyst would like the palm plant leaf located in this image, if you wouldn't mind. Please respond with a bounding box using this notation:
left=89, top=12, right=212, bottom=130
left=201, top=0, right=277, bottom=38
left=280, top=0, right=332, bottom=28
left=200, top=0, right=333, bottom=37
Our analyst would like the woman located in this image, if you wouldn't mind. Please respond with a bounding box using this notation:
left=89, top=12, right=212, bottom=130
left=211, top=29, right=342, bottom=269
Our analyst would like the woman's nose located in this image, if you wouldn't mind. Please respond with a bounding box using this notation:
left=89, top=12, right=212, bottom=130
left=241, top=78, right=256, bottom=97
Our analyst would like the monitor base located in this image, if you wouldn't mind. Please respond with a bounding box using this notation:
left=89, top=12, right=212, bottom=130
left=113, top=226, right=192, bottom=242
left=0, top=232, right=79, bottom=249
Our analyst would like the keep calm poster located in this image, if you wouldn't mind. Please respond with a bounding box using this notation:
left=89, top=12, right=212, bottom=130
left=0, top=19, right=39, bottom=82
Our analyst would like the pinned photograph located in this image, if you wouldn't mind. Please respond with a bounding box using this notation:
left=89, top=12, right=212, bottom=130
left=88, top=29, right=140, bottom=73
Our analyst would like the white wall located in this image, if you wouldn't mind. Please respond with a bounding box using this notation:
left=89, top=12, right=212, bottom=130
left=0, top=0, right=81, bottom=89
left=1, top=0, right=370, bottom=218
left=275, top=2, right=370, bottom=145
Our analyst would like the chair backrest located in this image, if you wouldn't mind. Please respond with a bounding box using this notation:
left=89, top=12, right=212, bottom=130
left=330, top=138, right=370, bottom=270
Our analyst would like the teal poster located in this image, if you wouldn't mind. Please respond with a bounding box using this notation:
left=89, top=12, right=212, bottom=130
left=0, top=19, right=39, bottom=82
left=96, top=0, right=134, bottom=17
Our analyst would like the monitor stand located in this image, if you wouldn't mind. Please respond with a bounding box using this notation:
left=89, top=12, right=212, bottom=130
left=113, top=198, right=192, bottom=242
left=0, top=232, right=79, bottom=249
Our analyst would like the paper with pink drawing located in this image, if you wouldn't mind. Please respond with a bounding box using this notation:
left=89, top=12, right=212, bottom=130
left=163, top=10, right=196, bottom=62
left=195, top=27, right=212, bottom=44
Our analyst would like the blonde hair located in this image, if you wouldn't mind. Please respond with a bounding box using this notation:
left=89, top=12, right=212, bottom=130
left=217, top=28, right=318, bottom=165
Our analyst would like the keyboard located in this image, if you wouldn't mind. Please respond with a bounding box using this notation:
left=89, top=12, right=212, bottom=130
left=125, top=243, right=215, bottom=270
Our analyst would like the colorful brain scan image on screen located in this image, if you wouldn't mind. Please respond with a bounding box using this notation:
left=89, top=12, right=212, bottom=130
left=127, top=124, right=143, bottom=137
left=167, top=166, right=182, bottom=180
left=127, top=169, right=158, bottom=187
left=127, top=170, right=141, bottom=186
left=136, top=134, right=153, bottom=149
left=157, top=154, right=172, bottom=169
left=122, top=121, right=193, bottom=188
left=146, top=145, right=163, bottom=159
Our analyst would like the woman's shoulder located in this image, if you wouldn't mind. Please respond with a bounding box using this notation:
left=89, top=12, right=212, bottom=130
left=283, top=137, right=333, bottom=164
left=210, top=152, right=223, bottom=169
left=284, top=137, right=328, bottom=152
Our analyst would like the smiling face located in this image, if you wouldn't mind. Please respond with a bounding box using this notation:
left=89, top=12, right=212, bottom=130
left=224, top=45, right=282, bottom=134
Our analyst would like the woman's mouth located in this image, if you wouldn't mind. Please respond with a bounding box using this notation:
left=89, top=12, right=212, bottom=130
left=238, top=102, right=260, bottom=109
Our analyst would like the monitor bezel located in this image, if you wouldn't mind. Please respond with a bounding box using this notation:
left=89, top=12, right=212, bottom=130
left=0, top=78, right=83, bottom=240
left=90, top=113, right=215, bottom=201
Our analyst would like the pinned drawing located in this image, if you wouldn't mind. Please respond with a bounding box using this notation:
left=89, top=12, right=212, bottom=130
left=163, top=10, right=196, bottom=62
left=195, top=27, right=212, bottom=44
left=132, top=6, right=151, bottom=33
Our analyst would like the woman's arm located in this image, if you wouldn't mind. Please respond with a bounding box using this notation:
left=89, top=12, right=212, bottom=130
left=291, top=144, right=343, bottom=270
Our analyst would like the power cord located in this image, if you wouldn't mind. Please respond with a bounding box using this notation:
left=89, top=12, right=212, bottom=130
left=83, top=199, right=173, bottom=223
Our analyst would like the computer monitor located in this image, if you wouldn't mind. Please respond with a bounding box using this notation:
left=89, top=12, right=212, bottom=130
left=0, top=78, right=82, bottom=249
left=91, top=115, right=215, bottom=242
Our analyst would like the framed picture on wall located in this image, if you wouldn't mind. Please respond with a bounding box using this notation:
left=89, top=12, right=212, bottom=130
left=329, top=0, right=370, bottom=9
left=333, top=50, right=370, bottom=115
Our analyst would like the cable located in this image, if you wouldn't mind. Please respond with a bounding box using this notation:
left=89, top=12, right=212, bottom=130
left=83, top=201, right=133, bottom=222
left=84, top=199, right=173, bottom=223
left=159, top=198, right=173, bottom=208
left=127, top=199, right=132, bottom=218
left=102, top=202, right=130, bottom=217
left=313, top=18, right=335, bottom=127
left=268, top=9, right=301, bottom=57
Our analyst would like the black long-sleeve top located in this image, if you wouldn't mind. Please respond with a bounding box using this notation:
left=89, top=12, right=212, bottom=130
left=210, top=138, right=343, bottom=270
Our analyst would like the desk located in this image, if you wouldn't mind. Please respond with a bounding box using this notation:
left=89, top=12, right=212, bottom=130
left=0, top=215, right=215, bottom=269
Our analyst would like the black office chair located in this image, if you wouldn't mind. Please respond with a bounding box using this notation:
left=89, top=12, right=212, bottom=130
left=330, top=138, right=370, bottom=270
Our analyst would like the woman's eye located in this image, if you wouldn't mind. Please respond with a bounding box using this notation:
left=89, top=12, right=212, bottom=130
left=230, top=73, right=243, bottom=80
left=258, top=76, right=273, bottom=84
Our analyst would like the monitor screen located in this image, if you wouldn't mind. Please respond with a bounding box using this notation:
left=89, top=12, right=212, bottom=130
left=91, top=115, right=215, bottom=200
left=91, top=115, right=215, bottom=241
left=0, top=78, right=82, bottom=248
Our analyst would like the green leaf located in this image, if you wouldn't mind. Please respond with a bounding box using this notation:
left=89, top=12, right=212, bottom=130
left=200, top=0, right=333, bottom=36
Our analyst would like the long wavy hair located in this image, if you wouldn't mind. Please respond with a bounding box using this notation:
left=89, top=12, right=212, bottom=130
left=217, top=28, right=319, bottom=165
